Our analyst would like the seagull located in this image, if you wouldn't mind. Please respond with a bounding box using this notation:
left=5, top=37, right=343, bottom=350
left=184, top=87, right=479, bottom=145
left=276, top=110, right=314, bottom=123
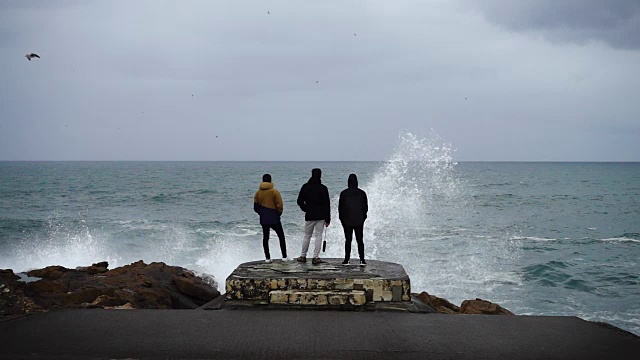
left=25, top=53, right=40, bottom=61
left=267, top=11, right=270, bottom=15
left=316, top=81, right=319, bottom=83
left=354, top=33, right=357, bottom=36
left=465, top=98, right=468, bottom=100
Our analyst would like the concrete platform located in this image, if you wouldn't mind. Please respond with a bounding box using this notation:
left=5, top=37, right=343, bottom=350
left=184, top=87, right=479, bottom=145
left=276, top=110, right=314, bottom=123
left=225, top=259, right=411, bottom=309
left=0, top=309, right=638, bottom=359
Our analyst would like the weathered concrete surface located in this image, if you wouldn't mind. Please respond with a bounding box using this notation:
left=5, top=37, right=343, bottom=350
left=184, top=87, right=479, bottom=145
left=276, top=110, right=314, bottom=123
left=0, top=309, right=638, bottom=359
left=225, top=259, right=410, bottom=307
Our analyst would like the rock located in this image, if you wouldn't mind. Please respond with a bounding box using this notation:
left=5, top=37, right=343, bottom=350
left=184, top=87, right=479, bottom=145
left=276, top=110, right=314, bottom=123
left=460, top=298, right=514, bottom=315
left=174, top=274, right=220, bottom=302
left=0, top=269, right=20, bottom=283
left=27, top=266, right=70, bottom=280
left=1, top=269, right=44, bottom=315
left=89, top=295, right=128, bottom=308
left=5, top=261, right=220, bottom=310
left=413, top=291, right=460, bottom=313
left=27, top=280, right=67, bottom=294
left=435, top=305, right=458, bottom=314
left=412, top=292, right=513, bottom=315
left=170, top=291, right=202, bottom=309
left=105, top=302, right=135, bottom=310
left=76, top=262, right=109, bottom=275
left=64, top=287, right=112, bottom=306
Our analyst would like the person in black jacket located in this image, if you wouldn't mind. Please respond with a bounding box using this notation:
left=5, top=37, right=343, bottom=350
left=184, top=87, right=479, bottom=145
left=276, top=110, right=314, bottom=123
left=338, top=173, right=368, bottom=266
left=296, top=168, right=330, bottom=265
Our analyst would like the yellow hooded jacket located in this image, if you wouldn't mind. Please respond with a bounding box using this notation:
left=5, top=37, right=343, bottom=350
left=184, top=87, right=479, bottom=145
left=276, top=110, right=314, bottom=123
left=253, top=182, right=283, bottom=224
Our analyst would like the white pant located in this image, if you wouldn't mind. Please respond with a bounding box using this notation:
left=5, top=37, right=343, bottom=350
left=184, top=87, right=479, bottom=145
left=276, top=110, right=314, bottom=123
left=300, top=220, right=324, bottom=258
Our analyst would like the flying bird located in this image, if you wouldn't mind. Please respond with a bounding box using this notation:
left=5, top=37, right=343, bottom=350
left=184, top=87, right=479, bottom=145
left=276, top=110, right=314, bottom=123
left=316, top=81, right=319, bottom=83
left=465, top=98, right=468, bottom=100
left=354, top=33, right=357, bottom=36
left=25, top=53, right=40, bottom=61
left=267, top=11, right=270, bottom=15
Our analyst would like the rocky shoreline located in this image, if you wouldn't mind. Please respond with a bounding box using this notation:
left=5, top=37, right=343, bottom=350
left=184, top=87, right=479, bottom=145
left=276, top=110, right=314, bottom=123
left=0, top=261, right=220, bottom=315
left=1, top=261, right=511, bottom=316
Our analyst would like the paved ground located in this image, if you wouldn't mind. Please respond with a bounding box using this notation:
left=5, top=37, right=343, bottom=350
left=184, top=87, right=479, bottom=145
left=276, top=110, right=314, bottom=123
left=1, top=309, right=638, bottom=359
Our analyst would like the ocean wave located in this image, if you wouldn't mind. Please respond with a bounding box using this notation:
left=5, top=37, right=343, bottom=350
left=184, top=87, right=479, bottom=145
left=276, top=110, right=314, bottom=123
left=511, top=236, right=558, bottom=242
left=117, top=221, right=173, bottom=231
left=563, top=279, right=597, bottom=294
left=194, top=227, right=259, bottom=237
left=522, top=261, right=571, bottom=284
left=599, top=237, right=640, bottom=243
left=181, top=189, right=216, bottom=195
left=600, top=233, right=640, bottom=242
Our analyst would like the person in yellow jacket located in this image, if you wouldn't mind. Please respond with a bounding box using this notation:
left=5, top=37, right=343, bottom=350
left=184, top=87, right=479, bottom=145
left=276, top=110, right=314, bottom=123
left=253, top=174, right=288, bottom=263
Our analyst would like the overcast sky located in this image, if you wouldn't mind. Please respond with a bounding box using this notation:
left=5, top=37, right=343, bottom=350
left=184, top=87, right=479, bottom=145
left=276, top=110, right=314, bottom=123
left=1, top=0, right=639, bottom=161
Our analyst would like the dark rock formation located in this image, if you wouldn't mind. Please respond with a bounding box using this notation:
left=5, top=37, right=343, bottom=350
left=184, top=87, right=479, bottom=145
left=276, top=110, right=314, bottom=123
left=75, top=261, right=109, bottom=275
left=174, top=272, right=219, bottom=301
left=460, top=298, right=514, bottom=315
left=1, top=269, right=43, bottom=316
left=413, top=291, right=460, bottom=313
left=2, top=261, right=220, bottom=314
left=412, top=291, right=513, bottom=315
left=27, top=265, right=70, bottom=280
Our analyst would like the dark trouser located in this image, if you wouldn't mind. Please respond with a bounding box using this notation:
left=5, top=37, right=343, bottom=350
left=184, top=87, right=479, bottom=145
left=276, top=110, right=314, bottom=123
left=342, top=224, right=364, bottom=261
left=262, top=223, right=286, bottom=259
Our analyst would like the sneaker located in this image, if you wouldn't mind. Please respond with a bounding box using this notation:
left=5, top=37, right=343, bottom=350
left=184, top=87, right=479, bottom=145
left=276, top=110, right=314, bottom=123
left=265, top=259, right=272, bottom=264
left=359, top=260, right=367, bottom=266
left=282, top=257, right=291, bottom=261
left=341, top=259, right=350, bottom=265
left=296, top=256, right=307, bottom=263
left=312, top=257, right=324, bottom=265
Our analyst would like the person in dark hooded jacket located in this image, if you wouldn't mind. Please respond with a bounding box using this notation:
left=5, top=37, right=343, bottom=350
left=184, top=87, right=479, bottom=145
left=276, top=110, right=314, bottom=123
left=338, top=173, right=368, bottom=266
left=296, top=168, right=330, bottom=264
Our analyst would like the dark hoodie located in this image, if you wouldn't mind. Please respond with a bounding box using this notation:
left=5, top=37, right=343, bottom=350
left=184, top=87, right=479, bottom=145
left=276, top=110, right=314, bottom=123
left=338, top=174, right=368, bottom=226
left=297, top=169, right=331, bottom=223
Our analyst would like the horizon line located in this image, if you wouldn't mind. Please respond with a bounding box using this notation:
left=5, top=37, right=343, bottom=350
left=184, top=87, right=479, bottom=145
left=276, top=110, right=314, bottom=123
left=1, top=160, right=639, bottom=163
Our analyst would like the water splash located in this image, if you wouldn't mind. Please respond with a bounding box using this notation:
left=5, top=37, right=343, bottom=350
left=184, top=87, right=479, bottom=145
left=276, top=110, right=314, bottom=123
left=6, top=213, right=119, bottom=271
left=361, top=131, right=461, bottom=261
left=321, top=131, right=523, bottom=305
left=194, top=234, right=262, bottom=288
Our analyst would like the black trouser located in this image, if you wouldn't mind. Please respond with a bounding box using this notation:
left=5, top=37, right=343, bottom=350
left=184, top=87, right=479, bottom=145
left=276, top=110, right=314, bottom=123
left=342, top=224, right=364, bottom=261
left=262, top=223, right=286, bottom=259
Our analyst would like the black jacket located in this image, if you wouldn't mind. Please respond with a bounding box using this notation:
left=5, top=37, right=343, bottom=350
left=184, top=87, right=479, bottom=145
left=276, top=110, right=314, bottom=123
left=338, top=174, right=368, bottom=226
left=297, top=176, right=331, bottom=224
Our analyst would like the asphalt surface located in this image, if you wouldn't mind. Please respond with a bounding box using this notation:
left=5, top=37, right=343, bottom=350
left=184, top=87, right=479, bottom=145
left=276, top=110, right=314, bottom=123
left=1, top=309, right=638, bottom=359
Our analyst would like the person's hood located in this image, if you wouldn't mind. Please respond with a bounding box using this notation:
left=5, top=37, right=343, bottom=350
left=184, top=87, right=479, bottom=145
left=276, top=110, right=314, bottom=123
left=259, top=182, right=273, bottom=190
left=348, top=174, right=358, bottom=188
left=307, top=168, right=322, bottom=184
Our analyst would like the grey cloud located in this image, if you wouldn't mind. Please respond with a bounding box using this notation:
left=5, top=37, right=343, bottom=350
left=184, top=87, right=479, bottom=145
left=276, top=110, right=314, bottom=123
left=1, top=0, right=639, bottom=161
left=468, top=0, right=640, bottom=49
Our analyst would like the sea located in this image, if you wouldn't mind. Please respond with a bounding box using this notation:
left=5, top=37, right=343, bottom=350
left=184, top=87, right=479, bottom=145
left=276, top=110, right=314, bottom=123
left=0, top=133, right=638, bottom=335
